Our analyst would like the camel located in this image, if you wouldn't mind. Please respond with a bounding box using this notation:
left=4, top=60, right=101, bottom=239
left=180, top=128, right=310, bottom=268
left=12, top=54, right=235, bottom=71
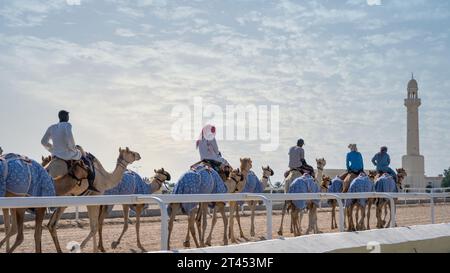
left=237, top=164, right=274, bottom=238
left=97, top=168, right=171, bottom=252
left=45, top=147, right=141, bottom=253
left=373, top=168, right=407, bottom=229
left=204, top=168, right=247, bottom=247
left=345, top=173, right=374, bottom=231
left=278, top=173, right=320, bottom=236
left=320, top=175, right=342, bottom=230
left=228, top=158, right=252, bottom=244
left=0, top=154, right=70, bottom=253
left=167, top=163, right=228, bottom=250
left=278, top=158, right=326, bottom=235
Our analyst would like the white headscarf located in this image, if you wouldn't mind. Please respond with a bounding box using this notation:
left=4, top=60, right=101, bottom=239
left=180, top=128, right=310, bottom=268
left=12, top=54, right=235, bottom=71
left=196, top=124, right=216, bottom=149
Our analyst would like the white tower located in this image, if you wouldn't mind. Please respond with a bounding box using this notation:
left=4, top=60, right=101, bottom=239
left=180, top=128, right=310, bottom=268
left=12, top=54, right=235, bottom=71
left=402, top=74, right=425, bottom=188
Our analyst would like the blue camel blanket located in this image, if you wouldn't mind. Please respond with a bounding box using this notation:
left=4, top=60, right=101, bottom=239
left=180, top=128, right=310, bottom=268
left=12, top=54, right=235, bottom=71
left=172, top=165, right=227, bottom=214
left=0, top=153, right=55, bottom=198
left=288, top=174, right=320, bottom=210
left=346, top=174, right=374, bottom=207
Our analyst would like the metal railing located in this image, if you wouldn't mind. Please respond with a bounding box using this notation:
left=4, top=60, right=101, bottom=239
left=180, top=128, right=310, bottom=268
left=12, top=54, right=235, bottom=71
left=1, top=192, right=449, bottom=251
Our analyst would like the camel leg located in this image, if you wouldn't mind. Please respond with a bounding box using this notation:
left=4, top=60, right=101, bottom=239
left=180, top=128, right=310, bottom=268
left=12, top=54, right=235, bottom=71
left=47, top=206, right=67, bottom=253
left=277, top=202, right=288, bottom=236
left=219, top=203, right=228, bottom=246
left=188, top=208, right=200, bottom=248
left=330, top=203, right=335, bottom=230
left=250, top=201, right=256, bottom=237
left=311, top=205, right=319, bottom=234
left=385, top=202, right=391, bottom=228
left=134, top=205, right=146, bottom=252
left=355, top=205, right=360, bottom=229
left=111, top=205, right=130, bottom=250
left=366, top=200, right=372, bottom=230
left=97, top=205, right=109, bottom=253
left=229, top=202, right=237, bottom=244
left=376, top=202, right=383, bottom=228
left=357, top=205, right=366, bottom=231
left=298, top=209, right=304, bottom=236
left=201, top=204, right=208, bottom=247
left=0, top=209, right=17, bottom=251
left=9, top=208, right=25, bottom=253
left=235, top=205, right=246, bottom=240
left=80, top=206, right=100, bottom=253
left=347, top=205, right=355, bottom=232
left=34, top=208, right=46, bottom=253
left=184, top=221, right=191, bottom=248
left=2, top=209, right=11, bottom=251
left=290, top=209, right=298, bottom=236
left=206, top=206, right=218, bottom=246
left=167, top=203, right=180, bottom=250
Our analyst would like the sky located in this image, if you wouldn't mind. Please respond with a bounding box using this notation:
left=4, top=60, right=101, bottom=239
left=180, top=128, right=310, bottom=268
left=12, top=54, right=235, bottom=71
left=0, top=0, right=449, bottom=183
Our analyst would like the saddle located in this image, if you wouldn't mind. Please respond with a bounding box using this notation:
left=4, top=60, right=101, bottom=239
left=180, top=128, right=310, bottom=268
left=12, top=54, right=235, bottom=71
left=53, top=153, right=96, bottom=187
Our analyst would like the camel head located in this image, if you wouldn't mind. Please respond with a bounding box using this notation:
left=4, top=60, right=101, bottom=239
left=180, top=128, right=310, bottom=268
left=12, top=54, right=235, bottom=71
left=151, top=168, right=171, bottom=192
left=240, top=158, right=252, bottom=172
left=118, top=147, right=141, bottom=165
left=320, top=175, right=331, bottom=190
left=226, top=168, right=246, bottom=193
left=368, top=170, right=378, bottom=181
left=41, top=155, right=52, bottom=167
left=396, top=168, right=407, bottom=189
left=316, top=158, right=326, bottom=170
left=262, top=166, right=274, bottom=178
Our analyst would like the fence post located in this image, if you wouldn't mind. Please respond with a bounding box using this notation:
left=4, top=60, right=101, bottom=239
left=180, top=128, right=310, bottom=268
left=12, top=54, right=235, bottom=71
left=429, top=194, right=435, bottom=224
left=335, top=196, right=345, bottom=232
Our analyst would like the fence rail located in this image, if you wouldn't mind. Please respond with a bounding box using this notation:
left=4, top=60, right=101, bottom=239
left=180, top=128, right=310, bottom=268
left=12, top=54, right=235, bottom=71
left=1, top=192, right=450, bottom=251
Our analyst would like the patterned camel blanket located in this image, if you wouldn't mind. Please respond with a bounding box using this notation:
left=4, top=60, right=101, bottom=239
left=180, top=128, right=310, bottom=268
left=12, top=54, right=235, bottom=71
left=374, top=173, right=397, bottom=193
left=238, top=170, right=263, bottom=206
left=0, top=153, right=55, bottom=198
left=172, top=164, right=227, bottom=214
left=105, top=170, right=149, bottom=195
left=104, top=170, right=151, bottom=212
left=328, top=176, right=343, bottom=193
left=288, top=174, right=320, bottom=210
left=345, top=174, right=374, bottom=207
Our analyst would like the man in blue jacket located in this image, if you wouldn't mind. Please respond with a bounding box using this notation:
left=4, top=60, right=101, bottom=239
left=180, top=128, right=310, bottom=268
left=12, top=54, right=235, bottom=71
left=339, top=144, right=364, bottom=180
left=372, top=146, right=397, bottom=182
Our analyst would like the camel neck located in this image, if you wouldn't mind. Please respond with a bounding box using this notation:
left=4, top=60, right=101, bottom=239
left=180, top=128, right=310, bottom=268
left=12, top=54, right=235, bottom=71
left=93, top=158, right=127, bottom=192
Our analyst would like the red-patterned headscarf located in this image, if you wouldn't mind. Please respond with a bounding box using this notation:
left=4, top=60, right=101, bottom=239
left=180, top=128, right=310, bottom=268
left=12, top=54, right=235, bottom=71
left=196, top=124, right=216, bottom=149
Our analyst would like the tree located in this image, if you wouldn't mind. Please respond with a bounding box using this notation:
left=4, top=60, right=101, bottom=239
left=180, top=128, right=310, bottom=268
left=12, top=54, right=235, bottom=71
left=442, top=167, right=450, bottom=188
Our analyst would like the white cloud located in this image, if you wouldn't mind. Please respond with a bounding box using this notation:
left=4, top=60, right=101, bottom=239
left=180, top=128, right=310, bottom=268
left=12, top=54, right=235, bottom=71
left=367, top=0, right=382, bottom=6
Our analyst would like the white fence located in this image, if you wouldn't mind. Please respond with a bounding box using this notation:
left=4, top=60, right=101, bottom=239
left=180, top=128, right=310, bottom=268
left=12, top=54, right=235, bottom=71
left=1, top=192, right=450, bottom=251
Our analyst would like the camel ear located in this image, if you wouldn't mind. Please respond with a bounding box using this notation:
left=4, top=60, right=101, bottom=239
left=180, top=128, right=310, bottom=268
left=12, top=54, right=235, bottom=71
left=126, top=147, right=130, bottom=152
left=154, top=169, right=157, bottom=173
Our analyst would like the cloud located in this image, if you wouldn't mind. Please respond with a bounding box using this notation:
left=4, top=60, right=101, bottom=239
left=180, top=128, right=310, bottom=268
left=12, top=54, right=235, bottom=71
left=0, top=0, right=449, bottom=180
left=367, top=0, right=382, bottom=6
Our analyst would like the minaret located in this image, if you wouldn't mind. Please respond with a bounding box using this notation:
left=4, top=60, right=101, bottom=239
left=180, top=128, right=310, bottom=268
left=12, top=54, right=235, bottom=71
left=402, top=74, right=425, bottom=188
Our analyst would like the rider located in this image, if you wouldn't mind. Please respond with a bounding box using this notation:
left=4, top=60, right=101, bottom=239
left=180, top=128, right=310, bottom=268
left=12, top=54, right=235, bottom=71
left=41, top=110, right=99, bottom=192
left=372, top=146, right=397, bottom=183
left=288, top=138, right=315, bottom=176
left=196, top=124, right=229, bottom=173
left=339, top=144, right=364, bottom=179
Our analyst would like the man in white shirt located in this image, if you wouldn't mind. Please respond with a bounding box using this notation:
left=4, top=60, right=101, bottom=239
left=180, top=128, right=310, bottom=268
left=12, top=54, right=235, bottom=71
left=41, top=110, right=98, bottom=192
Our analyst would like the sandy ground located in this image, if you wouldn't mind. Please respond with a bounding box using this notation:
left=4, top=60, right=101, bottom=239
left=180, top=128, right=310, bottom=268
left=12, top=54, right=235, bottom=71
left=1, top=203, right=449, bottom=253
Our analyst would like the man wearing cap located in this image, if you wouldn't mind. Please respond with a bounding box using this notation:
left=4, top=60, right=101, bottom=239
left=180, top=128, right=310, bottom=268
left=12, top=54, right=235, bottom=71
left=284, top=139, right=314, bottom=192
left=372, top=146, right=397, bottom=182
left=41, top=110, right=99, bottom=192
